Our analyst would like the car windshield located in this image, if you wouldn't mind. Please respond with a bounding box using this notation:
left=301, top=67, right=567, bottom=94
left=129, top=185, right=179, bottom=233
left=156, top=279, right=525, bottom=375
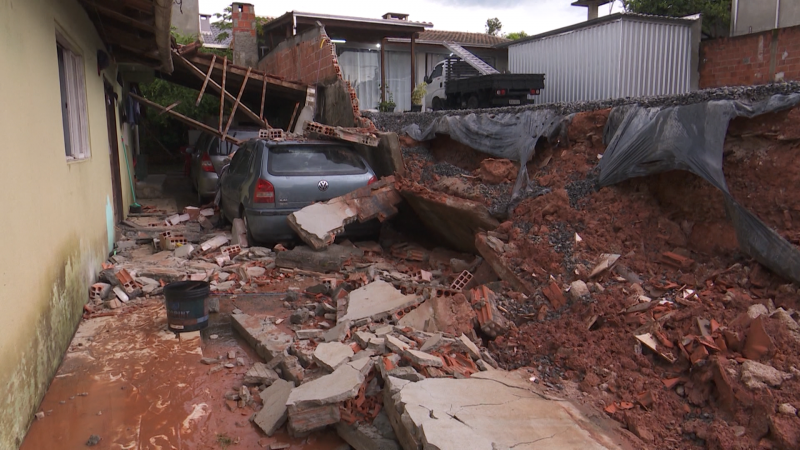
left=267, top=145, right=367, bottom=176
left=209, top=131, right=259, bottom=156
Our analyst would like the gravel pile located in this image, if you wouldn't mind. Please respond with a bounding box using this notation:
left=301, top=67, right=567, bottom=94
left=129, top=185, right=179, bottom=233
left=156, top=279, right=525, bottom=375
left=364, top=81, right=800, bottom=134
left=565, top=170, right=600, bottom=209
left=419, top=162, right=471, bottom=183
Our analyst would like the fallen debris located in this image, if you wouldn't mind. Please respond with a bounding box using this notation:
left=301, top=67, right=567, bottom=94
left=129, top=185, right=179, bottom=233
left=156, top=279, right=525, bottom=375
left=288, top=177, right=402, bottom=250
left=253, top=379, right=295, bottom=436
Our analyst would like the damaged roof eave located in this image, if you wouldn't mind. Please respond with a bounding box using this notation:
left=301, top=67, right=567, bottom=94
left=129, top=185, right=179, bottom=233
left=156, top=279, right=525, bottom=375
left=80, top=0, right=174, bottom=73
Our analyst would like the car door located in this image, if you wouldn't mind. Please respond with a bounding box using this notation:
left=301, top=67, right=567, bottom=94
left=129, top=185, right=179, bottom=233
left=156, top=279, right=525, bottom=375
left=221, top=141, right=254, bottom=218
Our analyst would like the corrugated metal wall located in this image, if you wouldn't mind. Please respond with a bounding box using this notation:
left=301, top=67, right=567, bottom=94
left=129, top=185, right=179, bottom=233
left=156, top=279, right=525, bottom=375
left=509, top=18, right=693, bottom=104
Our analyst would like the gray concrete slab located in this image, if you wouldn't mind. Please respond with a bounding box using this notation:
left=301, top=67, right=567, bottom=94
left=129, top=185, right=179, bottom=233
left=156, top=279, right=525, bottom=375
left=340, top=280, right=420, bottom=324
left=313, top=342, right=354, bottom=372
left=253, top=379, right=295, bottom=436
left=386, top=369, right=624, bottom=450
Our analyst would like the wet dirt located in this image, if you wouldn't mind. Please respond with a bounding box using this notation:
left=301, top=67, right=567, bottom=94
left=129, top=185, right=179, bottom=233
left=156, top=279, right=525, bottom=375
left=21, top=295, right=345, bottom=450
left=400, top=107, right=800, bottom=449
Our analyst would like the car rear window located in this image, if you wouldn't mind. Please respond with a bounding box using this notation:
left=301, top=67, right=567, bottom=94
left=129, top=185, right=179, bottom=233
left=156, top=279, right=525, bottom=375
left=267, top=145, right=367, bottom=176
left=209, top=132, right=259, bottom=156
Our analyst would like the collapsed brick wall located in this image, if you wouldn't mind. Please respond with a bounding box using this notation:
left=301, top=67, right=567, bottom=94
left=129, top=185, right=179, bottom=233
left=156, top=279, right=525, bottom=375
left=258, top=26, right=369, bottom=128
left=258, top=27, right=340, bottom=87
left=700, top=24, right=800, bottom=88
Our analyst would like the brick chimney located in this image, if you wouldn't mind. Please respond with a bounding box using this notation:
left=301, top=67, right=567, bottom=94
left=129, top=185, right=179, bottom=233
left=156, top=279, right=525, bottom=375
left=232, top=2, right=257, bottom=67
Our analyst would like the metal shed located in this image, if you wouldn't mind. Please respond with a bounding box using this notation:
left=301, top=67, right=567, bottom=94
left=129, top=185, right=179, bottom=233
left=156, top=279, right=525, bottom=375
left=500, top=13, right=702, bottom=104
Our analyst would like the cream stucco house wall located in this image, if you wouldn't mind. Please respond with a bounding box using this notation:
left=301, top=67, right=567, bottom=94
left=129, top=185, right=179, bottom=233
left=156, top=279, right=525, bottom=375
left=0, top=0, right=171, bottom=447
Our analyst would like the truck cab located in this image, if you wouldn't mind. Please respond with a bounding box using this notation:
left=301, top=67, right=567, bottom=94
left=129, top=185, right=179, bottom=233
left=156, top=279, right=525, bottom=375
left=423, top=60, right=448, bottom=111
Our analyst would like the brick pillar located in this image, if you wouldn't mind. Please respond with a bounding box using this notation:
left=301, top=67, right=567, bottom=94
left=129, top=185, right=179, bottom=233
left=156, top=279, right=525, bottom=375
left=232, top=2, right=258, bottom=67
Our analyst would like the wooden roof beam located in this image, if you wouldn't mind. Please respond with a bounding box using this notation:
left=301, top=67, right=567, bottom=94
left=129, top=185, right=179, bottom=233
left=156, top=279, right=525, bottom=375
left=79, top=0, right=155, bottom=33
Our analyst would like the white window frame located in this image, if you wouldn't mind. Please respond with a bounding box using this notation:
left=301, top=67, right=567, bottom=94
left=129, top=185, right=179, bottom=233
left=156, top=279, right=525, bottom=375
left=56, top=34, right=91, bottom=161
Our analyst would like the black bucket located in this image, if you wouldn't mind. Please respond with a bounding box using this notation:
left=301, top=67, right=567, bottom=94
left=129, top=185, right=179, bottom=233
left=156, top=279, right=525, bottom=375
left=164, top=281, right=210, bottom=332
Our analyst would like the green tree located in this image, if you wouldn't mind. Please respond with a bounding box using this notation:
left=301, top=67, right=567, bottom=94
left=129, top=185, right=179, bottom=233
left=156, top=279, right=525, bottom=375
left=486, top=17, right=502, bottom=36
left=505, top=31, right=528, bottom=40
left=213, top=6, right=273, bottom=43
left=136, top=31, right=225, bottom=161
left=622, top=0, right=731, bottom=38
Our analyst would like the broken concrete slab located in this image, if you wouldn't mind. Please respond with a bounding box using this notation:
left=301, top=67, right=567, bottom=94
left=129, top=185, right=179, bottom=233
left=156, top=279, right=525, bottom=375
left=398, top=180, right=499, bottom=254
left=405, top=349, right=443, bottom=368
left=388, top=366, right=426, bottom=382
left=276, top=244, right=364, bottom=273
left=323, top=320, right=351, bottom=343
left=741, top=360, right=792, bottom=389
left=286, top=359, right=368, bottom=411
left=354, top=331, right=378, bottom=348
left=295, top=329, right=325, bottom=340
left=458, top=334, right=481, bottom=360
left=243, top=363, right=280, bottom=386
left=313, top=342, right=355, bottom=372
left=231, top=313, right=294, bottom=362
left=288, top=178, right=402, bottom=250
left=397, top=300, right=436, bottom=332
left=173, top=244, right=195, bottom=258
left=339, top=280, right=420, bottom=324
left=254, top=379, right=295, bottom=436
left=385, top=369, right=624, bottom=450
left=385, top=335, right=410, bottom=354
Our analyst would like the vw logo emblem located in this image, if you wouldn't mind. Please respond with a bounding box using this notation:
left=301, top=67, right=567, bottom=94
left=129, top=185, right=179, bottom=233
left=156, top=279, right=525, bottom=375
left=318, top=180, right=329, bottom=191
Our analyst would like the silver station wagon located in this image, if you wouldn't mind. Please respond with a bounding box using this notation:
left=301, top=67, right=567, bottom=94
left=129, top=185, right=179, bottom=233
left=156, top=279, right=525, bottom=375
left=218, top=139, right=378, bottom=244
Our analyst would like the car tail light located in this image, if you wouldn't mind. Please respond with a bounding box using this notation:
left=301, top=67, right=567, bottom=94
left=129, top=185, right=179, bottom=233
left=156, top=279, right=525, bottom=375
left=529, top=89, right=540, bottom=95
left=496, top=89, right=506, bottom=96
left=368, top=176, right=377, bottom=185
left=200, top=153, right=215, bottom=173
left=254, top=179, right=275, bottom=203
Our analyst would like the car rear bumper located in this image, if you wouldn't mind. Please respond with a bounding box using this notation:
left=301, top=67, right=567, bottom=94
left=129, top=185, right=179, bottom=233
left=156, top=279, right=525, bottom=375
left=244, top=207, right=380, bottom=243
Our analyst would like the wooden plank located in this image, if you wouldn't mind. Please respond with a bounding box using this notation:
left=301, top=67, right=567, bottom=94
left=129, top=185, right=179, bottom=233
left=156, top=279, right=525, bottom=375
left=173, top=52, right=268, bottom=129
left=288, top=102, right=300, bottom=133
left=195, top=54, right=216, bottom=106
left=158, top=101, right=181, bottom=115
left=130, top=93, right=243, bottom=146
left=183, top=53, right=307, bottom=92
left=79, top=0, right=155, bottom=33
left=223, top=67, right=252, bottom=139
left=259, top=75, right=267, bottom=120
left=219, top=55, right=227, bottom=132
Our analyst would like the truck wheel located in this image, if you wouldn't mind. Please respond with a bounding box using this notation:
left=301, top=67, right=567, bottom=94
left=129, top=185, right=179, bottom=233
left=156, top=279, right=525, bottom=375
left=432, top=97, right=443, bottom=111
left=467, top=95, right=479, bottom=109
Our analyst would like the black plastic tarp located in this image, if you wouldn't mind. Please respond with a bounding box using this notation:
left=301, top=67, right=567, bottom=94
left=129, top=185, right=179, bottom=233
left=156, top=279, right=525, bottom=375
left=404, top=110, right=569, bottom=197
left=599, top=94, right=800, bottom=284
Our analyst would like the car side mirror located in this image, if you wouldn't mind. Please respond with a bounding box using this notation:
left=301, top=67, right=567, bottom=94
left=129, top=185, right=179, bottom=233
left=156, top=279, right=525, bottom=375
left=425, top=75, right=431, bottom=84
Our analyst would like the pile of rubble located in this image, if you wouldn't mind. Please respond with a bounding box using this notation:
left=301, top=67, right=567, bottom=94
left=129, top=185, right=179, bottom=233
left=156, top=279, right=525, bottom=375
left=222, top=249, right=621, bottom=449
left=84, top=206, right=282, bottom=316
left=381, top=98, right=800, bottom=448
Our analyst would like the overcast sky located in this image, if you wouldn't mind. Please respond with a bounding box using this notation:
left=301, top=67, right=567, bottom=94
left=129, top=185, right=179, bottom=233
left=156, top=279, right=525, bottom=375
left=197, top=0, right=625, bottom=36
